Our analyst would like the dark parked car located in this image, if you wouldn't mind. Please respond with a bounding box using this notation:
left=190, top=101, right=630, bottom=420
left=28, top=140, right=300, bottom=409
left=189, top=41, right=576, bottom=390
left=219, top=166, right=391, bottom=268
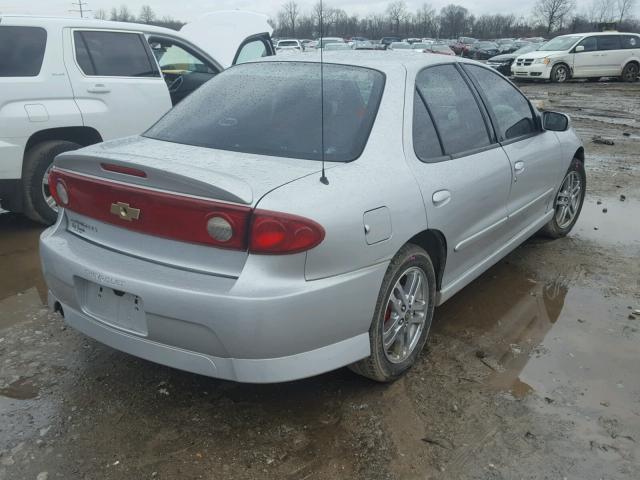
left=466, top=41, right=500, bottom=60
left=380, top=36, right=401, bottom=49
left=486, top=43, right=540, bottom=75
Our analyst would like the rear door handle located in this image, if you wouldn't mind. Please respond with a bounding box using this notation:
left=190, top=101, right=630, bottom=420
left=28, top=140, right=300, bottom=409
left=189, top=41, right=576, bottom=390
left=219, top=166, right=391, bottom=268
left=87, top=84, right=110, bottom=94
left=432, top=190, right=451, bottom=207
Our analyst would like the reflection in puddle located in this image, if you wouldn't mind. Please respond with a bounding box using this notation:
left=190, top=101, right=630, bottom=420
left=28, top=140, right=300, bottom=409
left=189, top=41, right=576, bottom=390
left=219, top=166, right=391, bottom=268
left=0, top=213, right=46, bottom=329
left=573, top=196, right=640, bottom=245
left=0, top=376, right=40, bottom=400
left=434, top=261, right=640, bottom=430
left=435, top=262, right=567, bottom=398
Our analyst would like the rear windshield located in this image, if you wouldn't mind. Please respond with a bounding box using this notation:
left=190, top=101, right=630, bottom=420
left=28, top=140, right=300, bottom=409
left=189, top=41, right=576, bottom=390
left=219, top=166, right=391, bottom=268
left=145, top=62, right=386, bottom=162
left=0, top=26, right=47, bottom=77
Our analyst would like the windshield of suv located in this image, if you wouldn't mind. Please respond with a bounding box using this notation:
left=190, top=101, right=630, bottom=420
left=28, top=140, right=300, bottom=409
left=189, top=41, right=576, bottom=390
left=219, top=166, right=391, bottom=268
left=145, top=62, right=385, bottom=162
left=539, top=35, right=582, bottom=51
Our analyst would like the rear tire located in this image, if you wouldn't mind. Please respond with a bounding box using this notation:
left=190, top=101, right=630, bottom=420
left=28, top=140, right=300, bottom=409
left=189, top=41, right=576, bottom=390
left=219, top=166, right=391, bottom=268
left=349, top=244, right=436, bottom=382
left=23, top=140, right=81, bottom=225
left=550, top=64, right=570, bottom=83
left=540, top=158, right=586, bottom=239
left=621, top=62, right=639, bottom=83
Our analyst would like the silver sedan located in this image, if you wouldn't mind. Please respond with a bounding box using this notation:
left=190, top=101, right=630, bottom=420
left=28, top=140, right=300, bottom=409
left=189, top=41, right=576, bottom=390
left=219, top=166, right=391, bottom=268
left=41, top=52, right=585, bottom=383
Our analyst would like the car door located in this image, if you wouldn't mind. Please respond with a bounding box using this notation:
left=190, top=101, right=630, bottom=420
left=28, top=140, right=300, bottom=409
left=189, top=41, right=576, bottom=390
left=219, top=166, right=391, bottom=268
left=463, top=64, right=563, bottom=235
left=406, top=64, right=513, bottom=288
left=146, top=36, right=220, bottom=106
left=595, top=35, right=625, bottom=76
left=571, top=36, right=599, bottom=77
left=63, top=28, right=172, bottom=141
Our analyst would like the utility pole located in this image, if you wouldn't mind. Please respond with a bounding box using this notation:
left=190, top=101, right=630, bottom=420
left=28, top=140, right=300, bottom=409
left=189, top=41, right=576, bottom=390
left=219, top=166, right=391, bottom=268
left=69, top=1, right=91, bottom=18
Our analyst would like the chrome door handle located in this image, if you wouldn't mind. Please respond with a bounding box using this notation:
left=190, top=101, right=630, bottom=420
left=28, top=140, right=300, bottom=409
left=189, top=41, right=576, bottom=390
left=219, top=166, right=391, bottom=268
left=514, top=161, right=525, bottom=174
left=432, top=190, right=451, bottom=207
left=87, top=84, right=110, bottom=94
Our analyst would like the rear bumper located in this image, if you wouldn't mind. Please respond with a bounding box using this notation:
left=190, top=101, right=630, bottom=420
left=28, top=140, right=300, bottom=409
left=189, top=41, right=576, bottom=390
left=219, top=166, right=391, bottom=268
left=40, top=218, right=387, bottom=383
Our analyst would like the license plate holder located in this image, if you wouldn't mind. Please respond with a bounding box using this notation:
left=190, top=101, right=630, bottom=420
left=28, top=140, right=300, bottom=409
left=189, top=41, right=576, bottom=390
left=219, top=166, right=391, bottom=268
left=81, top=281, right=148, bottom=335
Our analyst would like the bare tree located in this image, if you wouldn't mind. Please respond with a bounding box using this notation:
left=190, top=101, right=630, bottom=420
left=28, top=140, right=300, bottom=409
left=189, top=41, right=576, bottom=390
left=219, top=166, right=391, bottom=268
left=617, top=0, right=637, bottom=22
left=415, top=3, right=436, bottom=37
left=282, top=1, right=300, bottom=37
left=109, top=7, right=118, bottom=21
left=117, top=5, right=133, bottom=22
left=589, top=0, right=615, bottom=23
left=439, top=4, right=471, bottom=38
left=534, top=0, right=575, bottom=33
left=94, top=8, right=107, bottom=20
left=139, top=5, right=156, bottom=24
left=387, top=1, right=408, bottom=34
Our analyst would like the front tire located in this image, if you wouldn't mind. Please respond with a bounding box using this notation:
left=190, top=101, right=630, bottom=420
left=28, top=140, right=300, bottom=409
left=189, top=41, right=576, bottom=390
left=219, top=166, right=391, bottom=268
left=550, top=64, right=570, bottom=83
left=621, top=62, right=639, bottom=83
left=350, top=244, right=436, bottom=382
left=541, top=158, right=586, bottom=238
left=23, top=140, right=81, bottom=225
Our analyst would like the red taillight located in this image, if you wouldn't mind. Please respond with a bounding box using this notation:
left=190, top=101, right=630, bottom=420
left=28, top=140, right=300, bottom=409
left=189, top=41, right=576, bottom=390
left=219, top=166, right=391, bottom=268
left=49, top=168, right=325, bottom=254
left=249, top=210, right=325, bottom=255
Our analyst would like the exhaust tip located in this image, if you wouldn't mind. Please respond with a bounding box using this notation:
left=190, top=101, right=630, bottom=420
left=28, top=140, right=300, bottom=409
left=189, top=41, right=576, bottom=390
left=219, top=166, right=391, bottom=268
left=53, top=301, right=64, bottom=318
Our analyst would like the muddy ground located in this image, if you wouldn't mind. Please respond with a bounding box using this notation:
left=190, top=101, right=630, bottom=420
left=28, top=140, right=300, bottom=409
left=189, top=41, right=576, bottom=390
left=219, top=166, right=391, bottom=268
left=1, top=80, right=639, bottom=480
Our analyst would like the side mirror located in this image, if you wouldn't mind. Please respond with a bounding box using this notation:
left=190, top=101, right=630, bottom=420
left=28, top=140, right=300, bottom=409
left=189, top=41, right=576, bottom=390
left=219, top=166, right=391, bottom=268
left=575, top=45, right=585, bottom=53
left=543, top=111, right=570, bottom=132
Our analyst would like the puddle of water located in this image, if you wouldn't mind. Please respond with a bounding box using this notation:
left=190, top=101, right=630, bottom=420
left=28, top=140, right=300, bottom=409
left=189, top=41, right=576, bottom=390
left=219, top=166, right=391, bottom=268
left=434, top=261, right=640, bottom=431
left=0, top=213, right=46, bottom=329
left=0, top=376, right=40, bottom=400
left=572, top=196, right=640, bottom=246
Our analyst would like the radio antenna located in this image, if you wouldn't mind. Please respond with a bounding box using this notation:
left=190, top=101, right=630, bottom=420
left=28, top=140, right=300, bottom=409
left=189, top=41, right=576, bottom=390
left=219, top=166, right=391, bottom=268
left=319, top=0, right=329, bottom=185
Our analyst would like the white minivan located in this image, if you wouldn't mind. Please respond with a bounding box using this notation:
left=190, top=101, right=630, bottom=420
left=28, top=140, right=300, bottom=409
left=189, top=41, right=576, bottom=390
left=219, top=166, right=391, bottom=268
left=0, top=12, right=274, bottom=224
left=512, top=32, right=640, bottom=83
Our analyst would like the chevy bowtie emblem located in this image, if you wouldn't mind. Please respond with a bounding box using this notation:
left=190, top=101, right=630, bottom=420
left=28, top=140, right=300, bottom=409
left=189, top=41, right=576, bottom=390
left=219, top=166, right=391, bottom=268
left=110, top=202, right=140, bottom=221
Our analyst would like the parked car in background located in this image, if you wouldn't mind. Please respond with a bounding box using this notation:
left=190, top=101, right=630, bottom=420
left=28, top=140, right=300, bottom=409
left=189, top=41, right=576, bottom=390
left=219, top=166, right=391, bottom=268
left=324, top=43, right=352, bottom=51
left=466, top=41, right=501, bottom=60
left=0, top=12, right=274, bottom=224
left=388, top=42, right=412, bottom=51
left=451, top=37, right=478, bottom=56
left=512, top=32, right=640, bottom=83
left=317, top=37, right=346, bottom=49
left=300, top=39, right=314, bottom=50
left=354, top=40, right=377, bottom=50
left=404, top=38, right=422, bottom=44
left=42, top=53, right=585, bottom=384
left=276, top=39, right=303, bottom=52
left=380, top=37, right=402, bottom=49
left=487, top=43, right=540, bottom=75
left=423, top=43, right=456, bottom=56
left=410, top=43, right=431, bottom=51
left=496, top=39, right=518, bottom=53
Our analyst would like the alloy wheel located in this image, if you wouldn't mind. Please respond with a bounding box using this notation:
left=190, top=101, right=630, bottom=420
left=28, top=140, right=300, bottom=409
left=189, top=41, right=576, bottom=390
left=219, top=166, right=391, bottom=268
left=554, top=171, right=582, bottom=229
left=623, top=64, right=638, bottom=82
left=555, top=66, right=568, bottom=83
left=382, top=267, right=429, bottom=364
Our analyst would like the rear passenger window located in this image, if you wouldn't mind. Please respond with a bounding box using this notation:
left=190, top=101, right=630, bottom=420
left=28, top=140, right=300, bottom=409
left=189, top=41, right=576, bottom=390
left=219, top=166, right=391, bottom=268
left=413, top=93, right=443, bottom=161
left=597, top=35, right=622, bottom=51
left=0, top=26, right=47, bottom=77
left=415, top=65, right=491, bottom=156
left=74, top=31, right=159, bottom=77
left=621, top=35, right=639, bottom=49
left=465, top=65, right=537, bottom=141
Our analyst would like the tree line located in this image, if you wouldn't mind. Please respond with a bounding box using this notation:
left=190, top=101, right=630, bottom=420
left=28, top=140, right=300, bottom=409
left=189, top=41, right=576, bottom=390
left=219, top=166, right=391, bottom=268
left=93, top=1, right=639, bottom=39
left=273, top=0, right=639, bottom=40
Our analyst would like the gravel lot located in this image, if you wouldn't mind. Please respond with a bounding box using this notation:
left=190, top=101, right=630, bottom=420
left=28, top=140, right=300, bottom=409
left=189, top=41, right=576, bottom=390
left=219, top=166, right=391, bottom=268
left=1, top=79, right=639, bottom=480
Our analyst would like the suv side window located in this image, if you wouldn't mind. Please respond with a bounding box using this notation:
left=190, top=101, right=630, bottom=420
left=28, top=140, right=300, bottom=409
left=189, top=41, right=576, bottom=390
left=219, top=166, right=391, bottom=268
left=576, top=36, right=597, bottom=52
left=465, top=64, right=537, bottom=141
left=415, top=65, right=491, bottom=157
left=0, top=26, right=47, bottom=77
left=234, top=39, right=269, bottom=65
left=74, top=30, right=160, bottom=77
left=597, top=35, right=622, bottom=51
left=621, top=35, right=639, bottom=49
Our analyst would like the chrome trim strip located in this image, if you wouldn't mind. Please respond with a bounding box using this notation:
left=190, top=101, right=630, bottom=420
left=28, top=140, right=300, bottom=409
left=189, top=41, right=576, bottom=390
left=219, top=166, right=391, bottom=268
left=508, top=187, right=555, bottom=219
left=454, top=216, right=508, bottom=252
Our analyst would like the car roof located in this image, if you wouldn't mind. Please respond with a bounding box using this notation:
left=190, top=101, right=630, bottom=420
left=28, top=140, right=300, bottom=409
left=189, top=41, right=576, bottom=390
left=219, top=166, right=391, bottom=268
left=253, top=50, right=465, bottom=74
left=556, top=31, right=637, bottom=38
left=0, top=14, right=178, bottom=36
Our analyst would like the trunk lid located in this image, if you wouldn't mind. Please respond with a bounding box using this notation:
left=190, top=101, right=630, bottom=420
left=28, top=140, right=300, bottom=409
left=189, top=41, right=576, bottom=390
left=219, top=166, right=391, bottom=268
left=53, top=136, right=323, bottom=278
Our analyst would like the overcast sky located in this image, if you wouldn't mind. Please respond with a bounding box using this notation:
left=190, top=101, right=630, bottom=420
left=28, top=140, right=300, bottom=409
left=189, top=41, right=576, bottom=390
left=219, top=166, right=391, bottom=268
left=1, top=0, right=540, bottom=22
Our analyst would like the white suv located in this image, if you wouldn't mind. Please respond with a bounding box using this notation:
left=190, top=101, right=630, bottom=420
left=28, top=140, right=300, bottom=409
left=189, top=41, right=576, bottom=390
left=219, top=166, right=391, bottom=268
left=512, top=32, right=640, bottom=83
left=0, top=12, right=274, bottom=224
